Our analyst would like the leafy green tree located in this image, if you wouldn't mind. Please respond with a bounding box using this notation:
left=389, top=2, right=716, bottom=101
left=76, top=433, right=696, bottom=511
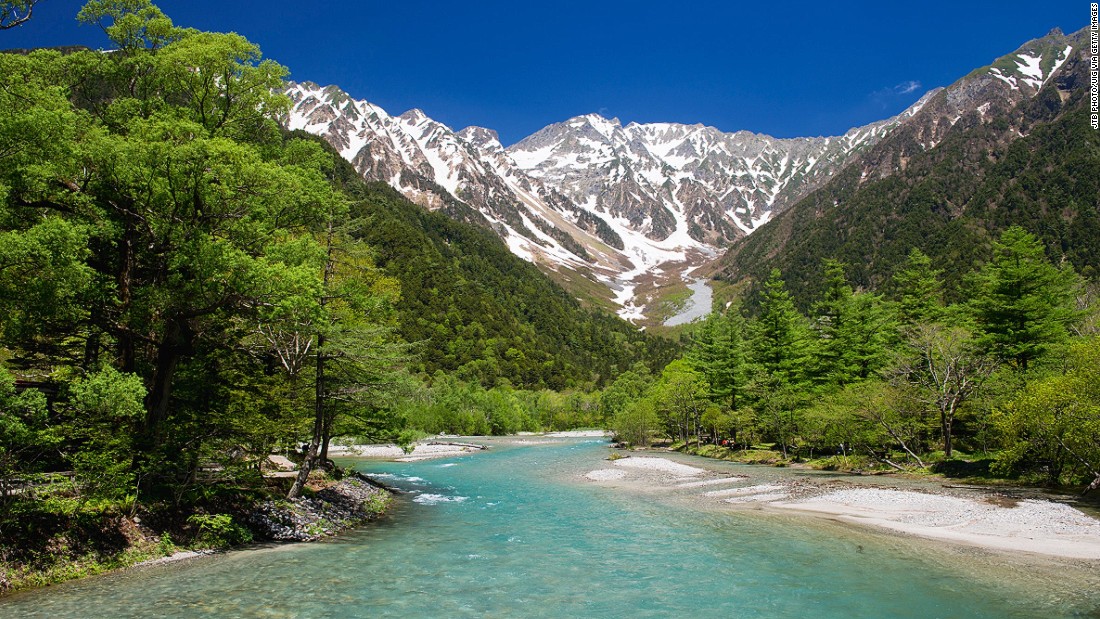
left=613, top=397, right=660, bottom=447
left=3, top=3, right=343, bottom=463
left=810, top=259, right=853, bottom=381
left=892, top=323, right=996, bottom=458
left=835, top=292, right=898, bottom=381
left=649, top=360, right=708, bottom=445
left=0, top=0, right=37, bottom=29
left=285, top=223, right=405, bottom=498
left=699, top=404, right=733, bottom=446
left=848, top=380, right=931, bottom=468
left=598, top=367, right=652, bottom=424
left=799, top=382, right=886, bottom=461
left=64, top=367, right=146, bottom=502
left=809, top=261, right=897, bottom=385
left=688, top=303, right=748, bottom=409
left=0, top=368, right=53, bottom=503
left=968, top=226, right=1079, bottom=371
left=994, top=337, right=1100, bottom=491
left=746, top=379, right=805, bottom=459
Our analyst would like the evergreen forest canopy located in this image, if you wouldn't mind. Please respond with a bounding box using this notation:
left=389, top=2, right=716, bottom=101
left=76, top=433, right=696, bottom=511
left=0, top=0, right=674, bottom=517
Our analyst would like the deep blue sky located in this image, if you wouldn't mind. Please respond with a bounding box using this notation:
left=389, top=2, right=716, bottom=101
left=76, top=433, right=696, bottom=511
left=3, top=1, right=1089, bottom=145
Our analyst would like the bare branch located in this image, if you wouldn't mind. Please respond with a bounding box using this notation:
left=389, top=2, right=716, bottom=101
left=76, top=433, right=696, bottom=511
left=0, top=1, right=37, bottom=30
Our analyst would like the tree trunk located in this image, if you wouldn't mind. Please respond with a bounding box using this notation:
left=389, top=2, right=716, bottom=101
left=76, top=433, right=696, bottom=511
left=1083, top=474, right=1100, bottom=496
left=289, top=333, right=325, bottom=499
left=143, top=318, right=190, bottom=441
left=941, top=408, right=953, bottom=459
left=117, top=224, right=135, bottom=373
left=289, top=228, right=335, bottom=499
left=319, top=405, right=336, bottom=468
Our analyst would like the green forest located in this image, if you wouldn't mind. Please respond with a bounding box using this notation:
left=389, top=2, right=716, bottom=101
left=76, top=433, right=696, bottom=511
left=614, top=230, right=1099, bottom=492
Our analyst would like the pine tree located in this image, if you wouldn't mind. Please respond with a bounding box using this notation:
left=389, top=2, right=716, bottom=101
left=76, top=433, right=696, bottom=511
left=836, top=292, right=898, bottom=381
left=811, top=259, right=853, bottom=383
left=892, top=248, right=945, bottom=326
left=751, top=269, right=812, bottom=386
left=968, top=227, right=1079, bottom=371
left=688, top=302, right=748, bottom=410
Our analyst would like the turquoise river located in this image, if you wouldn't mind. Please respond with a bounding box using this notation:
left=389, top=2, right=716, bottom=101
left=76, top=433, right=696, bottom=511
left=2, top=438, right=1099, bottom=618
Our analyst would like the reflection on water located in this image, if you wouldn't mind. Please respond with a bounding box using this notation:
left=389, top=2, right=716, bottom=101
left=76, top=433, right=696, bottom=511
left=2, top=439, right=1098, bottom=618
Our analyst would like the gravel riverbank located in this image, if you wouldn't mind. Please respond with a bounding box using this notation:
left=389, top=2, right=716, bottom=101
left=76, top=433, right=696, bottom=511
left=583, top=454, right=1100, bottom=560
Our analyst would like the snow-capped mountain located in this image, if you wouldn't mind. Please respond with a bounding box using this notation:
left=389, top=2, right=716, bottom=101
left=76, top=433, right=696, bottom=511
left=283, top=82, right=916, bottom=321
left=285, top=81, right=642, bottom=311
left=281, top=28, right=1078, bottom=323
left=848, top=29, right=1078, bottom=186
left=506, top=103, right=936, bottom=246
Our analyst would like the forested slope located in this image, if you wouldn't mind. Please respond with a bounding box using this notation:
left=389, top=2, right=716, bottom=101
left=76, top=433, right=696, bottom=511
left=303, top=132, right=677, bottom=390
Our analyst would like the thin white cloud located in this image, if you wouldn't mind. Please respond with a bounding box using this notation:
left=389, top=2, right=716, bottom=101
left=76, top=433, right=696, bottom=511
left=895, top=80, right=921, bottom=94
left=868, top=80, right=924, bottom=108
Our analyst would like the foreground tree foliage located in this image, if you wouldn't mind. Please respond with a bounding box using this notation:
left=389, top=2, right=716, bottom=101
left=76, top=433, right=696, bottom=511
left=994, top=337, right=1100, bottom=490
left=1, top=1, right=669, bottom=525
left=967, top=226, right=1080, bottom=371
left=0, top=1, right=408, bottom=505
left=0, top=0, right=36, bottom=29
left=891, top=324, right=996, bottom=459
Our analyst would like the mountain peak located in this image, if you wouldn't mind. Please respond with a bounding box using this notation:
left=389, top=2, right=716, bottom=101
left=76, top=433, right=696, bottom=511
left=399, top=108, right=430, bottom=123
left=571, top=113, right=622, bottom=135
left=457, top=126, right=502, bottom=149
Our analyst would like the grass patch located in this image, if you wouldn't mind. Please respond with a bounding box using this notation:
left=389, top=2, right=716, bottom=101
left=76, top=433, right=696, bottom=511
left=543, top=265, right=617, bottom=312
left=642, top=282, right=692, bottom=326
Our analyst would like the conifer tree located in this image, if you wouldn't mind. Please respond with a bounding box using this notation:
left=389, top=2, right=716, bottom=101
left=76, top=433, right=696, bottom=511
left=811, top=259, right=853, bottom=384
left=892, top=248, right=945, bottom=326
left=751, top=269, right=813, bottom=385
left=688, top=302, right=748, bottom=410
left=968, top=227, right=1079, bottom=371
left=836, top=292, right=898, bottom=381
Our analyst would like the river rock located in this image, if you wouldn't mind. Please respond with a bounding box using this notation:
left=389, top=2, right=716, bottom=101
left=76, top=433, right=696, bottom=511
left=247, top=477, right=390, bottom=542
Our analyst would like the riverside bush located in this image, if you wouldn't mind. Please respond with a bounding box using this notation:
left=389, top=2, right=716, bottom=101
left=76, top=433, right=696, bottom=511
left=187, top=514, right=253, bottom=548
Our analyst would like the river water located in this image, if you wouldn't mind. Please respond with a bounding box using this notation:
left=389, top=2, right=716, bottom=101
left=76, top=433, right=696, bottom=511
left=3, top=439, right=1098, bottom=618
left=664, top=278, right=712, bottom=326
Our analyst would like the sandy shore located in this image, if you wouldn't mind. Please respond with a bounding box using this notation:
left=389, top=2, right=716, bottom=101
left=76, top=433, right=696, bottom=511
left=771, top=489, right=1100, bottom=559
left=583, top=454, right=1100, bottom=560
left=545, top=430, right=611, bottom=438
left=332, top=432, right=607, bottom=461
left=329, top=442, right=486, bottom=461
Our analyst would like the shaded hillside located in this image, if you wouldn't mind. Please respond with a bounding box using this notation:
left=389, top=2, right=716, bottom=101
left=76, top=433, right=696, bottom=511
left=296, top=131, right=678, bottom=389
left=716, top=29, right=1098, bottom=307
